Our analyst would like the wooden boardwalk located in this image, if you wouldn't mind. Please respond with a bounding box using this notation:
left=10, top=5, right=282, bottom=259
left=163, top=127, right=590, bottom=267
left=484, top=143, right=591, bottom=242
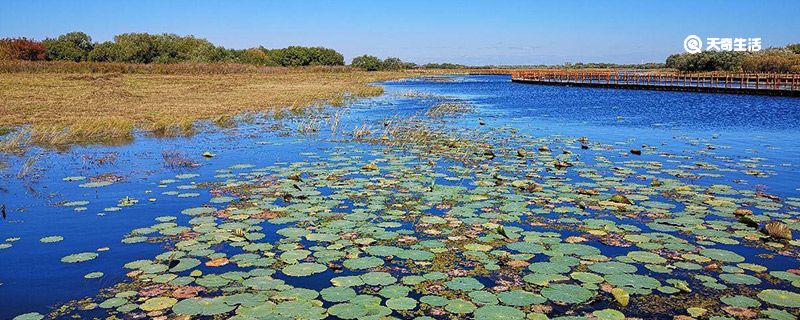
left=511, top=70, right=800, bottom=97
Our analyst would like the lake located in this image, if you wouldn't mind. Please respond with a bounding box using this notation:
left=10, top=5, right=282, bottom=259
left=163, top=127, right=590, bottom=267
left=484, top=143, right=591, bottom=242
left=1, top=75, right=798, bottom=319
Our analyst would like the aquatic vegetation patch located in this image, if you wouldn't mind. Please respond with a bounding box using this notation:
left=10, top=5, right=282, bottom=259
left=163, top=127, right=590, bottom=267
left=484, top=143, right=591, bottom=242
left=35, top=95, right=800, bottom=320
left=61, top=252, right=98, bottom=263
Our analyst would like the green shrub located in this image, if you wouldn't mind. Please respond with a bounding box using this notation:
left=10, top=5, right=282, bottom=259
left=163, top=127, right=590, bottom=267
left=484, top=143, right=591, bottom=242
left=230, top=48, right=278, bottom=66
left=268, top=46, right=344, bottom=67
left=43, top=32, right=93, bottom=62
left=88, top=42, right=121, bottom=62
left=666, top=44, right=800, bottom=73
left=351, top=55, right=382, bottom=71
left=351, top=55, right=416, bottom=71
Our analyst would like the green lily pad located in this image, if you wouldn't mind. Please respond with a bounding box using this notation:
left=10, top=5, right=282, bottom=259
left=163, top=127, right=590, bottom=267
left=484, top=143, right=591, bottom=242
left=282, top=263, right=327, bottom=277
left=446, top=277, right=485, bottom=291
left=721, top=295, right=760, bottom=308
left=497, top=290, right=545, bottom=306
left=343, top=256, right=384, bottom=270
left=592, top=308, right=625, bottom=320
left=40, top=236, right=64, bottom=243
left=172, top=298, right=235, bottom=316
left=12, top=313, right=44, bottom=320
left=758, top=289, right=800, bottom=308
left=140, top=297, right=177, bottom=311
left=589, top=261, right=639, bottom=274
left=474, top=305, right=525, bottom=320
left=321, top=287, right=357, bottom=302
left=700, top=248, right=745, bottom=263
left=99, top=297, right=127, bottom=309
left=445, top=299, right=477, bottom=314
left=61, top=252, right=98, bottom=263
left=386, top=297, right=417, bottom=310
left=327, top=303, right=368, bottom=319
left=541, top=284, right=594, bottom=304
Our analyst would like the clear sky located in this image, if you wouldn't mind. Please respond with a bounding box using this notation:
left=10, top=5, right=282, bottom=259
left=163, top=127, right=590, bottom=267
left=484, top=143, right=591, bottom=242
left=1, top=0, right=798, bottom=65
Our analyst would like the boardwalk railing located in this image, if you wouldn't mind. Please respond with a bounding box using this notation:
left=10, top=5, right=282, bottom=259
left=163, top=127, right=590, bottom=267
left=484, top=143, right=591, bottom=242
left=511, top=70, right=800, bottom=96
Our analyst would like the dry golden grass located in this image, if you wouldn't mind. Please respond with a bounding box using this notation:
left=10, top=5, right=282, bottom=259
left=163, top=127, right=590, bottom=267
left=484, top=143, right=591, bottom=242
left=0, top=67, right=430, bottom=149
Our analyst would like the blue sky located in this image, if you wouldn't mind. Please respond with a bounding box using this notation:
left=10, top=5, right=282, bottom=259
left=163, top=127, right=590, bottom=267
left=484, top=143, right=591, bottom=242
left=1, top=0, right=798, bottom=65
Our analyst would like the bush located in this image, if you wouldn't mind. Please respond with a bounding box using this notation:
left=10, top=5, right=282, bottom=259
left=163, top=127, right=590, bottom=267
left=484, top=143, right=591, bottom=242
left=382, top=57, right=416, bottom=70
left=270, top=46, right=311, bottom=66
left=112, top=33, right=162, bottom=63
left=268, top=46, right=344, bottom=67
left=351, top=55, right=415, bottom=71
left=741, top=49, right=800, bottom=73
left=230, top=47, right=278, bottom=66
left=665, top=51, right=744, bottom=72
left=421, top=63, right=466, bottom=69
left=351, top=55, right=382, bottom=71
left=0, top=37, right=46, bottom=60
left=307, top=47, right=345, bottom=66
left=666, top=44, right=800, bottom=73
left=787, top=44, right=800, bottom=55
left=43, top=32, right=93, bottom=61
left=88, top=41, right=121, bottom=62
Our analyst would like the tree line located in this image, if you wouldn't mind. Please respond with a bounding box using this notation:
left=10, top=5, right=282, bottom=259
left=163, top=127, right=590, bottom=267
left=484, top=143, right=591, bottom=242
left=666, top=44, right=800, bottom=73
left=0, top=32, right=431, bottom=70
left=0, top=32, right=350, bottom=67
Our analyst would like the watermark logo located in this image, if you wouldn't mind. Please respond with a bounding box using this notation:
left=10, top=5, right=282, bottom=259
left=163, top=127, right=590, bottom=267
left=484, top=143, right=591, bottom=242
left=683, top=35, right=703, bottom=53
left=683, top=35, right=761, bottom=53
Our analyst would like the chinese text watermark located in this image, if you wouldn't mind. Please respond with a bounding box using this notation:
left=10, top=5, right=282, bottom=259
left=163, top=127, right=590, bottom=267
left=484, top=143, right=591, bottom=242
left=683, top=35, right=761, bottom=53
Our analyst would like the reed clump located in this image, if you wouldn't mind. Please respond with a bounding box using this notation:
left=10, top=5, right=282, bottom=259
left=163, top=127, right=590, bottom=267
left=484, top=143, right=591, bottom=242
left=0, top=129, right=28, bottom=155
left=425, top=102, right=473, bottom=118
left=29, top=118, right=135, bottom=149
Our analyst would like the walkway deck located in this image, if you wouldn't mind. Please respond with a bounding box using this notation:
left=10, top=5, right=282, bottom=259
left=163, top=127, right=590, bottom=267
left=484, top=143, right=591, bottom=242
left=511, top=70, right=800, bottom=97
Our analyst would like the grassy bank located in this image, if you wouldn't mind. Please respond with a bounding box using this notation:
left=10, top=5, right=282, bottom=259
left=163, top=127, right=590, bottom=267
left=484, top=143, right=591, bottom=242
left=0, top=62, right=441, bottom=151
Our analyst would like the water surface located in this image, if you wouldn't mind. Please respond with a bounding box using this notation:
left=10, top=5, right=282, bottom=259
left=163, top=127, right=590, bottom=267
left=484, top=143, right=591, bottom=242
left=1, top=75, right=798, bottom=319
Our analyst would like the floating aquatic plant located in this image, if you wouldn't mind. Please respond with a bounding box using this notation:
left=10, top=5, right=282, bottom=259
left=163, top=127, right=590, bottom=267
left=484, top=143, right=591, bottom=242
left=61, top=252, right=98, bottom=263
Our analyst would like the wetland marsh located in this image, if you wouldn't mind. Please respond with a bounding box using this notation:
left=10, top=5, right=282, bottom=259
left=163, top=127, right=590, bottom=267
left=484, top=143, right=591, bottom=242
left=1, top=74, right=799, bottom=320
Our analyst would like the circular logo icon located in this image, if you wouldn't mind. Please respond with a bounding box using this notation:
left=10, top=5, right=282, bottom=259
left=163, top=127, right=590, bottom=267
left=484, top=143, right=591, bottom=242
left=684, top=35, right=702, bottom=53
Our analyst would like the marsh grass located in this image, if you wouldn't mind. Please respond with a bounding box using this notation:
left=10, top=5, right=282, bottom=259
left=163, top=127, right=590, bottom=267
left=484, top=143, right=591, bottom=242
left=16, top=153, right=41, bottom=179
left=396, top=90, right=440, bottom=99
left=0, top=65, right=423, bottom=152
left=0, top=125, right=13, bottom=136
left=30, top=118, right=136, bottom=149
left=296, top=113, right=324, bottom=135
left=350, top=113, right=492, bottom=165
left=352, top=124, right=372, bottom=140
left=425, top=102, right=473, bottom=118
left=0, top=129, right=29, bottom=155
left=328, top=109, right=346, bottom=136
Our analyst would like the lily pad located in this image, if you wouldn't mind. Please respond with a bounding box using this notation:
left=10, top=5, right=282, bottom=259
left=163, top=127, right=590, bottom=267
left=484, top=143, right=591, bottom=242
left=758, top=289, right=800, bottom=308
left=282, top=263, right=327, bottom=277
left=446, top=277, right=485, bottom=291
left=61, top=252, right=98, bottom=263
left=140, top=297, right=177, bottom=311
left=40, top=236, right=64, bottom=243
left=541, top=284, right=593, bottom=304
left=172, top=298, right=235, bottom=316
left=474, top=305, right=525, bottom=320
left=385, top=297, right=417, bottom=310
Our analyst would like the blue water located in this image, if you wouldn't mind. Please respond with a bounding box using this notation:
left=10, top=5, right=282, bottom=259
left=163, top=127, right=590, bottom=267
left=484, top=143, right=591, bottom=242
left=0, top=74, right=799, bottom=319
left=384, top=75, right=800, bottom=194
